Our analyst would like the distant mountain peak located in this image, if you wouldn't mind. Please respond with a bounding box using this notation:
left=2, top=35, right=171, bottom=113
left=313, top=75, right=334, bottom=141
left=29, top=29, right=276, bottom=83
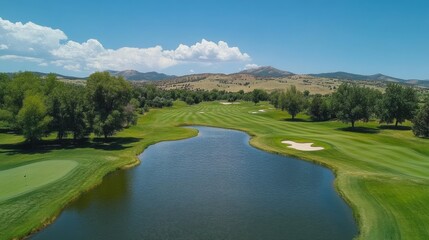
left=238, top=66, right=294, bottom=78
left=107, top=70, right=176, bottom=81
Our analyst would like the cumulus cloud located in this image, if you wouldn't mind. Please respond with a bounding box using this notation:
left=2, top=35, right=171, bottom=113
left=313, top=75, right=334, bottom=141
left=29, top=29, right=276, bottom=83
left=0, top=17, right=66, bottom=55
left=0, top=17, right=251, bottom=72
left=244, top=63, right=260, bottom=70
left=51, top=39, right=248, bottom=71
left=167, top=39, right=250, bottom=62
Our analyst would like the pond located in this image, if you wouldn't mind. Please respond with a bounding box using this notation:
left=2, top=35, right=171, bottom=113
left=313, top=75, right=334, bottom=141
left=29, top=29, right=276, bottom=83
left=32, top=126, right=357, bottom=239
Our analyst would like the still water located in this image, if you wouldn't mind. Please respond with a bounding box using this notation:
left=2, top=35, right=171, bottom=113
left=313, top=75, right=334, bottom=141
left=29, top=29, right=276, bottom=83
left=33, top=126, right=357, bottom=239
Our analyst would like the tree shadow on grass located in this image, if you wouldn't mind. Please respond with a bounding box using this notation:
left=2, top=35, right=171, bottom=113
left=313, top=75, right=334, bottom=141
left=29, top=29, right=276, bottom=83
left=0, top=128, right=19, bottom=135
left=282, top=118, right=310, bottom=122
left=0, top=137, right=142, bottom=156
left=378, top=125, right=412, bottom=131
left=337, top=127, right=380, bottom=134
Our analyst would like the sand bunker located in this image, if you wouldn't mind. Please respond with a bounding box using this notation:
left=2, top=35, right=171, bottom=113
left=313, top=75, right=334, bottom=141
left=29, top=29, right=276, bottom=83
left=281, top=140, right=324, bottom=151
left=198, top=111, right=205, bottom=114
left=220, top=102, right=240, bottom=105
left=258, top=109, right=266, bottom=112
left=250, top=111, right=258, bottom=114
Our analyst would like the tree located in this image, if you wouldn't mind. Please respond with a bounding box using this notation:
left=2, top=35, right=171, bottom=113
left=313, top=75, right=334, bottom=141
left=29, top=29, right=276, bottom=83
left=278, top=91, right=287, bottom=111
left=17, top=94, right=52, bottom=143
left=251, top=89, right=264, bottom=105
left=123, top=98, right=139, bottom=127
left=303, top=90, right=310, bottom=97
left=378, top=83, right=418, bottom=127
left=412, top=99, right=429, bottom=137
left=64, top=85, right=89, bottom=140
left=3, top=72, right=43, bottom=128
left=284, top=85, right=304, bottom=120
left=185, top=96, right=195, bottom=105
left=86, top=72, right=131, bottom=139
left=269, top=90, right=280, bottom=108
left=0, top=73, right=11, bottom=107
left=332, top=83, right=378, bottom=128
left=309, top=94, right=331, bottom=121
left=48, top=82, right=68, bottom=140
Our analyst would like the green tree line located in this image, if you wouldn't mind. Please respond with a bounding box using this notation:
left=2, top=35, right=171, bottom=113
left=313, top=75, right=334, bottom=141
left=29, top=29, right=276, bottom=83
left=0, top=72, right=428, bottom=143
left=268, top=83, right=428, bottom=137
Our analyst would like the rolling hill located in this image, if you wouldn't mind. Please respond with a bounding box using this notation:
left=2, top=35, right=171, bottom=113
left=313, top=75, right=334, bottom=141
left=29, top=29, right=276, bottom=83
left=238, top=66, right=294, bottom=78
left=310, top=72, right=405, bottom=82
left=107, top=70, right=176, bottom=81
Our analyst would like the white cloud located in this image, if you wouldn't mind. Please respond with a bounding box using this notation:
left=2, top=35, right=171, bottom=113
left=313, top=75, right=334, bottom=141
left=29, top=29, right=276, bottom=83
left=0, top=17, right=251, bottom=73
left=51, top=39, right=104, bottom=59
left=0, top=17, right=66, bottom=55
left=167, top=39, right=250, bottom=62
left=51, top=39, right=248, bottom=71
left=86, top=46, right=177, bottom=70
left=244, top=63, right=260, bottom=70
left=0, top=54, right=44, bottom=63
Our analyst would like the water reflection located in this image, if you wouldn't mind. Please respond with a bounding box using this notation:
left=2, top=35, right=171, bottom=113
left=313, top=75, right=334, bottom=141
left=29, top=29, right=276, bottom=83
left=33, top=126, right=357, bottom=240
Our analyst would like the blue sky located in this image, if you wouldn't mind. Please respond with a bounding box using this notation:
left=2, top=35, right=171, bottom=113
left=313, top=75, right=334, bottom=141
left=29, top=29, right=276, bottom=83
left=0, top=0, right=428, bottom=79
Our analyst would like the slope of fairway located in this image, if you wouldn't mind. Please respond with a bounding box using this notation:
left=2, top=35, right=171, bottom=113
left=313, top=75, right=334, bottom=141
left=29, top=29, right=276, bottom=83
left=1, top=101, right=429, bottom=240
left=0, top=160, right=78, bottom=202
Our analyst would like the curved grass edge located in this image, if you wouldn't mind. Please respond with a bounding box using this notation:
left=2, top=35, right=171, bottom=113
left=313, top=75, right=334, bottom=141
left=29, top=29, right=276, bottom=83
left=179, top=122, right=361, bottom=239
left=13, top=132, right=198, bottom=240
left=4, top=101, right=428, bottom=240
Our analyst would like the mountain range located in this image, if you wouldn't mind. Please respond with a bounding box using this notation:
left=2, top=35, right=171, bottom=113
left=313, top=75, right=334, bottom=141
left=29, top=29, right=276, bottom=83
left=107, top=70, right=176, bottom=81
left=3, top=66, right=428, bottom=88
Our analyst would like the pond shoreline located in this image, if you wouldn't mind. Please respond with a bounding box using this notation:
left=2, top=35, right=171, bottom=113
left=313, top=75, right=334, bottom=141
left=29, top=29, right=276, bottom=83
left=30, top=125, right=357, bottom=240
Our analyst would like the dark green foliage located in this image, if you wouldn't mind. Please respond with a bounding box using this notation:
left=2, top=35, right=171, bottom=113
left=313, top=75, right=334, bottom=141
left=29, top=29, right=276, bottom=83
left=63, top=85, right=90, bottom=140
left=378, top=83, right=418, bottom=127
left=412, top=99, right=429, bottom=137
left=86, top=72, right=132, bottom=139
left=123, top=98, right=140, bottom=127
left=303, top=90, right=310, bottom=97
left=17, top=94, right=52, bottom=143
left=309, top=94, right=331, bottom=121
left=284, top=85, right=304, bottom=119
left=332, top=83, right=380, bottom=128
left=3, top=72, right=43, bottom=127
left=269, top=90, right=280, bottom=108
left=185, top=96, right=195, bottom=105
left=278, top=91, right=287, bottom=111
left=0, top=73, right=11, bottom=107
left=251, top=89, right=268, bottom=105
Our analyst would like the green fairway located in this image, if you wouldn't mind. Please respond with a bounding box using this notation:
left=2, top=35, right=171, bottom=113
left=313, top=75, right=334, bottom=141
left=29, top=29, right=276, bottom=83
left=0, top=101, right=428, bottom=239
left=0, top=160, right=78, bottom=202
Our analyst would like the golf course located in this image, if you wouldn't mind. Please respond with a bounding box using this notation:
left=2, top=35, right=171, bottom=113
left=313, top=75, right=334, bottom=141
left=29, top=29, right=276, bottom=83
left=0, top=101, right=428, bottom=239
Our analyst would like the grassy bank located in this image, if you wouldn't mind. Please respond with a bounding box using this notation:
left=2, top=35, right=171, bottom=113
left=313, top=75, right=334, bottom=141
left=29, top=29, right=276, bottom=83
left=1, top=101, right=428, bottom=239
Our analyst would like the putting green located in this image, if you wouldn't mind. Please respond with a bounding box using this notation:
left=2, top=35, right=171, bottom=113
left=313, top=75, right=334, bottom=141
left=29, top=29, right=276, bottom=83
left=0, top=160, right=78, bottom=202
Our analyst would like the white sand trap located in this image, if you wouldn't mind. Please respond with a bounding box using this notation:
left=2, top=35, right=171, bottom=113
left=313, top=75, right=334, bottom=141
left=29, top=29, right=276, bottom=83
left=250, top=111, right=258, bottom=114
left=258, top=109, right=266, bottom=112
left=220, top=102, right=240, bottom=105
left=281, top=140, right=324, bottom=151
left=198, top=111, right=205, bottom=114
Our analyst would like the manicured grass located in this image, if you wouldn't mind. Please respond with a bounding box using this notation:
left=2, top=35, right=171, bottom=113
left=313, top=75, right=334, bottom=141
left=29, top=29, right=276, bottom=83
left=0, top=101, right=428, bottom=239
left=0, top=160, right=77, bottom=202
